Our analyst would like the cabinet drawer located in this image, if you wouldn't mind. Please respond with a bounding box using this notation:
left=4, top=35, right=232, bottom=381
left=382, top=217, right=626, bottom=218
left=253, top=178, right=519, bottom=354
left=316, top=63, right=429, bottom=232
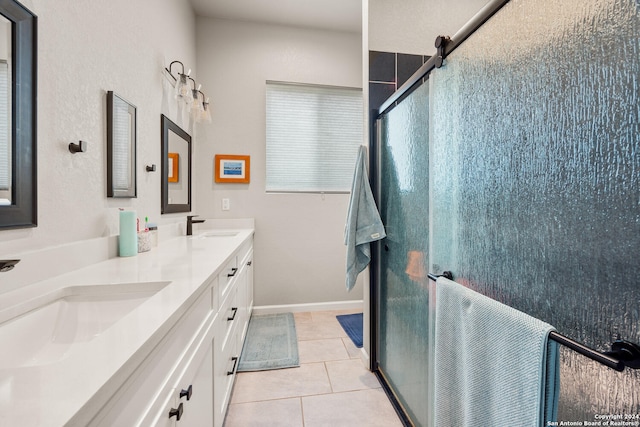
left=219, top=286, right=239, bottom=354
left=236, top=240, right=252, bottom=266
left=219, top=256, right=238, bottom=302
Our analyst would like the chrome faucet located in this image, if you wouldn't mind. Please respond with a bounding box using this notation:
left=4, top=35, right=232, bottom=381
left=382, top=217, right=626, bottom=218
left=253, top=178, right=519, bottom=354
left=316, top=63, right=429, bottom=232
left=186, top=215, right=206, bottom=236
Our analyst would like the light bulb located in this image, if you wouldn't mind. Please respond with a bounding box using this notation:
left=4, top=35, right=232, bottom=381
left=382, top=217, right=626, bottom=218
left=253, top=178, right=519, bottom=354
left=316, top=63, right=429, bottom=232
left=175, top=74, right=194, bottom=105
left=201, top=101, right=212, bottom=123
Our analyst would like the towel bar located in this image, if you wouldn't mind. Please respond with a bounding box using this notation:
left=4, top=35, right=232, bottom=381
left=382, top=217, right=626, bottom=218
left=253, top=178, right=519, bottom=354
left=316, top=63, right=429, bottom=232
left=428, top=272, right=640, bottom=372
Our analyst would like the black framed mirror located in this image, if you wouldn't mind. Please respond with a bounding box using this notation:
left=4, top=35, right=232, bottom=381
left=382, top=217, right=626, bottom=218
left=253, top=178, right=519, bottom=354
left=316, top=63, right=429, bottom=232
left=161, top=114, right=191, bottom=213
left=107, top=91, right=137, bottom=198
left=0, top=0, right=37, bottom=229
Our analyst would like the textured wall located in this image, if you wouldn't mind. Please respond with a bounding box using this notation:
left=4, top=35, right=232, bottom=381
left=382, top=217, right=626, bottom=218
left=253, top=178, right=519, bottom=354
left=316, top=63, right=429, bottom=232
left=194, top=18, right=363, bottom=306
left=0, top=1, right=195, bottom=281
left=368, top=0, right=490, bottom=55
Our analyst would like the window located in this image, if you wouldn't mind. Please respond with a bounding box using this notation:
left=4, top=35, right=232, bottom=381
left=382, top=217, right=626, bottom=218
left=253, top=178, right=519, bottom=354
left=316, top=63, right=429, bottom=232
left=266, top=81, right=363, bottom=193
left=0, top=60, right=9, bottom=192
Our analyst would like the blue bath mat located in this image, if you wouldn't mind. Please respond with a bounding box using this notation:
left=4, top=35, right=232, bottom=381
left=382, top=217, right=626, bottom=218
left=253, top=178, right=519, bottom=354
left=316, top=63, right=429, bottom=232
left=337, top=313, right=363, bottom=348
left=238, top=313, right=299, bottom=372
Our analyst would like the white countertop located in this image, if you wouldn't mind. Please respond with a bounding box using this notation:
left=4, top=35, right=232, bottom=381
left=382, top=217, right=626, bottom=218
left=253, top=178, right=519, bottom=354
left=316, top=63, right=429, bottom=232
left=0, top=229, right=254, bottom=427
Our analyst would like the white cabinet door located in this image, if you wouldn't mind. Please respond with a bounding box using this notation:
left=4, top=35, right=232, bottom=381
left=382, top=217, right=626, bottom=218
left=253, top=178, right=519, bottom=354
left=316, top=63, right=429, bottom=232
left=214, top=338, right=238, bottom=427
left=177, top=340, right=214, bottom=426
left=139, top=388, right=177, bottom=427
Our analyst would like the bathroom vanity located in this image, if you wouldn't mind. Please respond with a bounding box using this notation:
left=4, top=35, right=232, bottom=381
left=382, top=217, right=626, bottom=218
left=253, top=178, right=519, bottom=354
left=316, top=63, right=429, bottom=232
left=0, top=228, right=254, bottom=427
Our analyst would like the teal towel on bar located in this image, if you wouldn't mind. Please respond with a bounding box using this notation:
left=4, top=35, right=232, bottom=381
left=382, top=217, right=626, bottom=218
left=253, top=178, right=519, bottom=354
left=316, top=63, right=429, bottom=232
left=434, top=276, right=560, bottom=427
left=344, top=145, right=386, bottom=291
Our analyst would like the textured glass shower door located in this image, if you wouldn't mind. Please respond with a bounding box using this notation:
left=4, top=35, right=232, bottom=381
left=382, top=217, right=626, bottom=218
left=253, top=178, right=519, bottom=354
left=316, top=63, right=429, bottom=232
left=427, top=0, right=640, bottom=419
left=376, top=82, right=430, bottom=427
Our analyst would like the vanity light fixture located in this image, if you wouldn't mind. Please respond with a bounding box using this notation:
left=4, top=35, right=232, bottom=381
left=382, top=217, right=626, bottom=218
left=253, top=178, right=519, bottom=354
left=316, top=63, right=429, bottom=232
left=165, top=60, right=212, bottom=123
left=165, top=60, right=193, bottom=106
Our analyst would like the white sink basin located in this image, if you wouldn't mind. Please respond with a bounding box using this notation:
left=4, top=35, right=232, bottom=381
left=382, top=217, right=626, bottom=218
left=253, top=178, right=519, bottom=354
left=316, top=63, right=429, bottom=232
left=0, top=282, right=170, bottom=368
left=201, top=230, right=239, bottom=237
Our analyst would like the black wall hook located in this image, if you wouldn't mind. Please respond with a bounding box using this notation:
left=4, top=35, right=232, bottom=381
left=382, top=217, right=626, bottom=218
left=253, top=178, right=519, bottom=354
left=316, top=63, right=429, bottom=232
left=146, top=164, right=156, bottom=172
left=69, top=140, right=87, bottom=153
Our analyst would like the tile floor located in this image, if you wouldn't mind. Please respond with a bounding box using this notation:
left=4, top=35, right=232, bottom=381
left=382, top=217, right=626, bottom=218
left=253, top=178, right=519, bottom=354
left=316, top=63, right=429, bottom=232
left=224, top=310, right=404, bottom=427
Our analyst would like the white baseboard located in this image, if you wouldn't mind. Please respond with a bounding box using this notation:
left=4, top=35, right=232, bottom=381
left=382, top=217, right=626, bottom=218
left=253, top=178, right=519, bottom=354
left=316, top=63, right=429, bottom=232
left=253, top=300, right=363, bottom=315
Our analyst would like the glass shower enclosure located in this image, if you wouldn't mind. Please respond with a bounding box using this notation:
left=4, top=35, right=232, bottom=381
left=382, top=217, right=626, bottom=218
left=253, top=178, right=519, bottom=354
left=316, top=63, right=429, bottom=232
left=372, top=0, right=640, bottom=425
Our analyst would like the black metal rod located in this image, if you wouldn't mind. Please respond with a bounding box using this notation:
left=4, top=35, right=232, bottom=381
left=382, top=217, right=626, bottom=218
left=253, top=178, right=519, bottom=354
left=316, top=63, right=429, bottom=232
left=548, top=331, right=625, bottom=372
left=427, top=273, right=630, bottom=372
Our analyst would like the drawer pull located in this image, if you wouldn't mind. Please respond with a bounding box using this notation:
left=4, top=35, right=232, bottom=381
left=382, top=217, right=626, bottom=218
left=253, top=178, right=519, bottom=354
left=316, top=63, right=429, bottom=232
left=169, top=402, right=183, bottom=421
left=227, top=307, right=238, bottom=321
left=179, top=384, right=193, bottom=401
left=227, top=356, right=239, bottom=375
left=227, top=267, right=238, bottom=277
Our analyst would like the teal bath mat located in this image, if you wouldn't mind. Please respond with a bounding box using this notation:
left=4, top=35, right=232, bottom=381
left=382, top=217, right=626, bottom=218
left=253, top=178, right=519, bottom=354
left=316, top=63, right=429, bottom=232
left=238, top=313, right=300, bottom=372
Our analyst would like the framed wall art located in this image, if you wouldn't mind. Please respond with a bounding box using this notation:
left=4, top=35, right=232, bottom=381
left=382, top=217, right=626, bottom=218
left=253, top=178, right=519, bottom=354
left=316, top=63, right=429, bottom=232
left=214, top=154, right=250, bottom=184
left=168, top=152, right=179, bottom=183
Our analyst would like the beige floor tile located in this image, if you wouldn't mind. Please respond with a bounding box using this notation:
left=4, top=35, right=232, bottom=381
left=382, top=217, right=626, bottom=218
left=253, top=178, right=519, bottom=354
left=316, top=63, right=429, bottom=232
left=341, top=337, right=362, bottom=359
left=298, top=338, right=350, bottom=363
left=293, top=311, right=313, bottom=324
left=224, top=398, right=303, bottom=427
left=326, top=359, right=381, bottom=392
left=230, top=363, right=331, bottom=404
left=228, top=310, right=401, bottom=427
left=310, top=309, right=361, bottom=323
left=302, top=388, right=403, bottom=427
left=296, top=319, right=348, bottom=341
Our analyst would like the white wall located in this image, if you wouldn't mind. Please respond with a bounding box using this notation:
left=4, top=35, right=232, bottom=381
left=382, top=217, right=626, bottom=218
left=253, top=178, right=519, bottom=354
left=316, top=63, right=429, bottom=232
left=193, top=18, right=363, bottom=306
left=369, top=0, right=491, bottom=54
left=0, top=0, right=195, bottom=291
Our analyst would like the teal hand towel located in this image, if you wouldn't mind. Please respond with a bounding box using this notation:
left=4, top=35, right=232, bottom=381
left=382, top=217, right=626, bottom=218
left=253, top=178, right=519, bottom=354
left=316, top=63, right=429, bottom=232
left=344, top=145, right=386, bottom=291
left=434, top=276, right=560, bottom=427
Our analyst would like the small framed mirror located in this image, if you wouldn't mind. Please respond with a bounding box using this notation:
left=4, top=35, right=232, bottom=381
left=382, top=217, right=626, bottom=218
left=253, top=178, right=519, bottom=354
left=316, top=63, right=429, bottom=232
left=107, top=91, right=137, bottom=198
left=0, top=1, right=37, bottom=229
left=161, top=114, right=191, bottom=213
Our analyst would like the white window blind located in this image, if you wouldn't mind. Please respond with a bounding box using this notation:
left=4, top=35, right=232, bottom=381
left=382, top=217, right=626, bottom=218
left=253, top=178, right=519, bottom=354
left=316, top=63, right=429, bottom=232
left=112, top=96, right=132, bottom=190
left=0, top=61, right=9, bottom=191
left=266, top=81, right=363, bottom=193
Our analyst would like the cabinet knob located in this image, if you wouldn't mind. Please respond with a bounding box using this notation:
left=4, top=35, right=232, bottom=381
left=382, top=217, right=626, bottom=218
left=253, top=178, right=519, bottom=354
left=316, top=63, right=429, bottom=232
left=227, top=267, right=238, bottom=277
left=179, top=384, right=193, bottom=401
left=169, top=402, right=183, bottom=421
left=227, top=307, right=238, bottom=321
